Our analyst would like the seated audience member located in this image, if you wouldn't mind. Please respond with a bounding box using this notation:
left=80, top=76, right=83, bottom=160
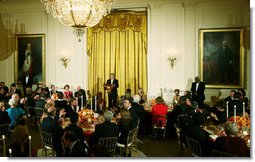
left=89, top=144, right=110, bottom=157
left=65, top=97, right=78, bottom=119
left=170, top=96, right=187, bottom=124
left=238, top=88, right=249, bottom=110
left=172, top=89, right=180, bottom=106
left=0, top=81, right=9, bottom=96
left=74, top=86, right=86, bottom=108
left=123, top=97, right=138, bottom=129
left=117, top=109, right=133, bottom=145
left=228, top=92, right=243, bottom=116
left=9, top=83, right=21, bottom=98
left=185, top=112, right=212, bottom=156
left=96, top=92, right=107, bottom=115
left=119, top=89, right=133, bottom=107
left=0, top=101, right=11, bottom=124
left=138, top=87, right=147, bottom=104
left=6, top=98, right=26, bottom=128
left=63, top=130, right=87, bottom=157
left=184, top=90, right=191, bottom=98
left=50, top=85, right=58, bottom=100
left=132, top=95, right=146, bottom=134
left=55, top=92, right=68, bottom=109
left=224, top=90, right=236, bottom=103
left=65, top=113, right=85, bottom=144
left=64, top=84, right=73, bottom=100
left=209, top=100, right=227, bottom=124
left=92, top=110, right=119, bottom=144
left=40, top=103, right=64, bottom=157
left=0, top=87, right=8, bottom=101
left=214, top=122, right=250, bottom=157
left=34, top=87, right=42, bottom=96
left=41, top=82, right=50, bottom=98
left=151, top=96, right=168, bottom=116
left=35, top=93, right=47, bottom=108
left=8, top=125, right=29, bottom=157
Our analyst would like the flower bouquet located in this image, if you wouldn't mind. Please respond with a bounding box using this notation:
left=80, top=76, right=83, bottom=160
left=228, top=116, right=250, bottom=128
left=78, top=109, right=96, bottom=129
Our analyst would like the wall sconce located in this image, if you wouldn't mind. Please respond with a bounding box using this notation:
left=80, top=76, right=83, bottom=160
left=59, top=56, right=70, bottom=68
left=168, top=56, right=176, bottom=69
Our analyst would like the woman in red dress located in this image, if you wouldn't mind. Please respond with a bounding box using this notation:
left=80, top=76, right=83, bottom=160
left=64, top=84, right=73, bottom=100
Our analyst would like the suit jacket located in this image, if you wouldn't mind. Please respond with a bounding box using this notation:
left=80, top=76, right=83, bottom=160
left=22, top=75, right=33, bottom=88
left=65, top=123, right=85, bottom=143
left=55, top=99, right=68, bottom=109
left=13, top=89, right=22, bottom=98
left=128, top=107, right=138, bottom=129
left=131, top=102, right=146, bottom=123
left=228, top=99, right=243, bottom=116
left=35, top=99, right=46, bottom=108
left=191, top=81, right=205, bottom=100
left=41, top=116, right=64, bottom=155
left=74, top=89, right=86, bottom=107
left=64, top=141, right=87, bottom=157
left=65, top=105, right=78, bottom=119
left=92, top=121, right=119, bottom=144
left=214, top=136, right=249, bottom=157
left=0, top=111, right=11, bottom=124
left=106, top=79, right=119, bottom=97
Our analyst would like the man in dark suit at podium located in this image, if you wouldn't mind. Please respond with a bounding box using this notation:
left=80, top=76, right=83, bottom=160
left=106, top=73, right=119, bottom=108
left=191, top=76, right=205, bottom=108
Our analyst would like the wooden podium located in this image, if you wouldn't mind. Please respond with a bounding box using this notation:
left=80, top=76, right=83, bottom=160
left=103, top=84, right=115, bottom=102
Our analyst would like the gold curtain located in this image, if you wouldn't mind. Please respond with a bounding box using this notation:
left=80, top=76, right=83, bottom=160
left=87, top=11, right=147, bottom=99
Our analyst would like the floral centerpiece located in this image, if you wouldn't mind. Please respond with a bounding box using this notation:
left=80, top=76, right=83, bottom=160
left=78, top=109, right=96, bottom=128
left=228, top=116, right=250, bottom=128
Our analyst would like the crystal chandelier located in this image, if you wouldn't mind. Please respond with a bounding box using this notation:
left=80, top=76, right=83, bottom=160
left=41, top=0, right=115, bottom=40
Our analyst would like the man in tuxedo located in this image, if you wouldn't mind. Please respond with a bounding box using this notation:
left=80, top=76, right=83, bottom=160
left=63, top=130, right=87, bottom=157
left=228, top=92, right=243, bottom=116
left=10, top=83, right=21, bottom=98
left=224, top=89, right=236, bottom=103
left=92, top=110, right=119, bottom=144
left=74, top=86, right=86, bottom=108
left=124, top=97, right=138, bottom=129
left=191, top=76, right=205, bottom=108
left=106, top=73, right=119, bottom=108
left=65, top=97, right=78, bottom=120
left=22, top=71, right=33, bottom=95
left=40, top=103, right=64, bottom=157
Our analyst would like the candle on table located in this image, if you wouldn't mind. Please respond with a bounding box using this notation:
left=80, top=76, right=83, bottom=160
left=226, top=101, right=229, bottom=119
left=29, top=136, right=31, bottom=157
left=243, top=102, right=245, bottom=117
left=95, top=95, right=97, bottom=112
left=234, top=105, right=236, bottom=123
left=2, top=135, right=5, bottom=154
left=81, top=95, right=83, bottom=108
left=9, top=149, right=12, bottom=157
left=90, top=97, right=92, bottom=111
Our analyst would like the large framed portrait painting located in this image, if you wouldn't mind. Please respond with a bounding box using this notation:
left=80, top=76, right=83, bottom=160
left=15, top=34, right=45, bottom=84
left=199, top=28, right=245, bottom=88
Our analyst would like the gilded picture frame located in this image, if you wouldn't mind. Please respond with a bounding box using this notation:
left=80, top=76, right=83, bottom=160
left=15, top=34, right=45, bottom=84
left=199, top=28, right=245, bottom=89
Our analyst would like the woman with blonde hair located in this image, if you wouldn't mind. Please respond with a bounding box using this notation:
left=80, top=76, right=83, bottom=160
left=8, top=125, right=30, bottom=157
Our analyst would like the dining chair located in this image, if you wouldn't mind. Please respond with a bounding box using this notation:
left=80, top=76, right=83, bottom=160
left=152, top=115, right=167, bottom=139
left=98, top=136, right=118, bottom=156
left=186, top=135, right=202, bottom=157
left=39, top=127, right=55, bottom=157
left=211, top=149, right=237, bottom=157
left=117, top=127, right=138, bottom=157
left=174, top=123, right=187, bottom=156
